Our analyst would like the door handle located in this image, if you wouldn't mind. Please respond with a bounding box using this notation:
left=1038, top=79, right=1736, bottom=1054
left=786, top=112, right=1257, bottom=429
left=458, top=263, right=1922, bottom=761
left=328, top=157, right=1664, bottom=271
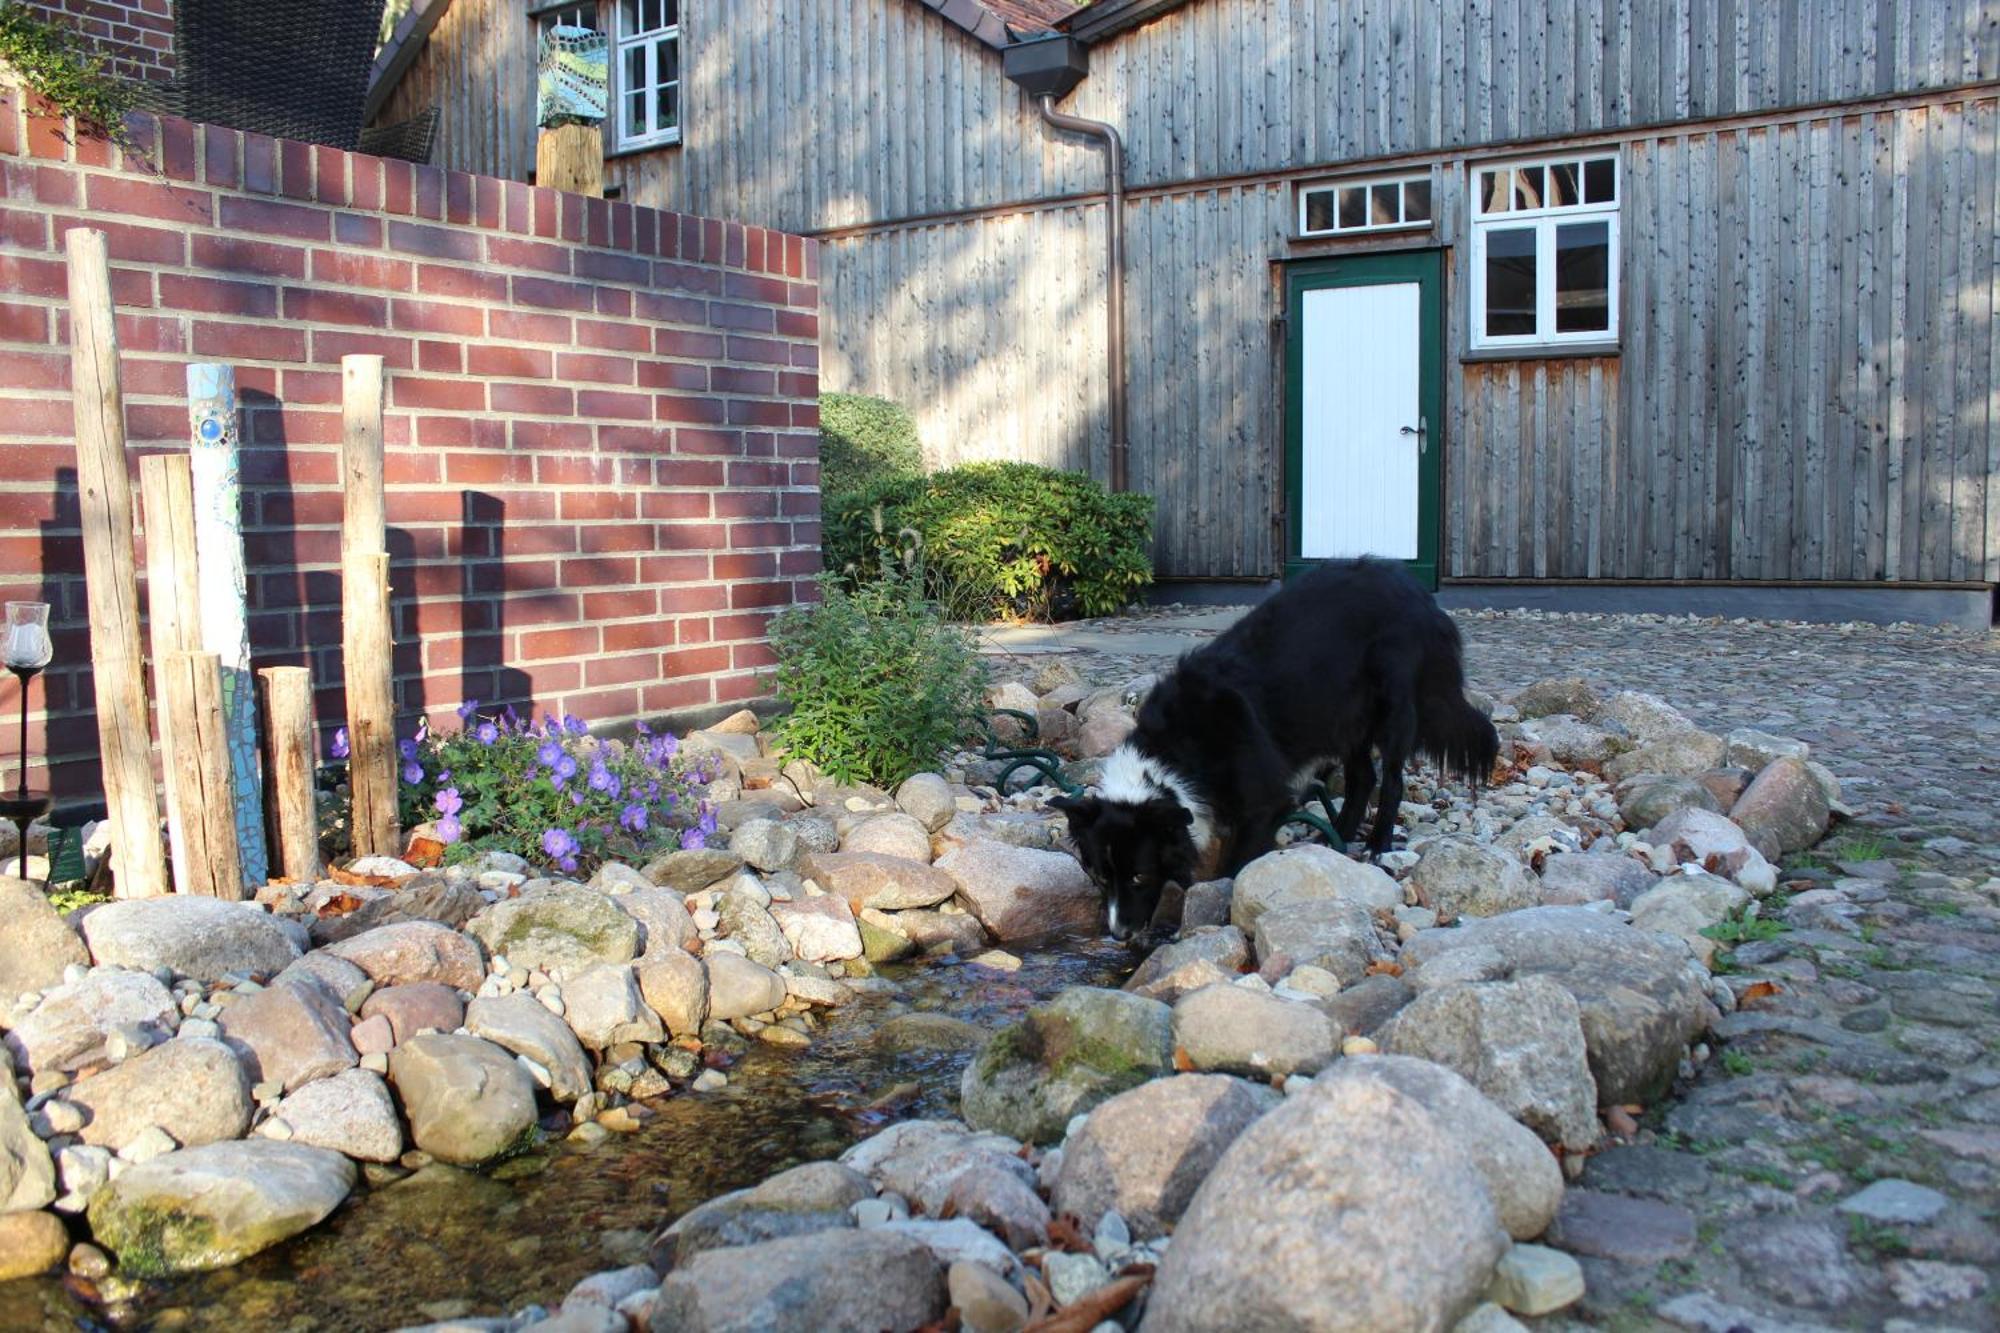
left=1400, top=417, right=1427, bottom=454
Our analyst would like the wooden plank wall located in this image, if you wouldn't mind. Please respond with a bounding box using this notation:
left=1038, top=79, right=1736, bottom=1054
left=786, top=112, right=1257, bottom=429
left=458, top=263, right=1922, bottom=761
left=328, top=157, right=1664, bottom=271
left=1447, top=94, right=1999, bottom=584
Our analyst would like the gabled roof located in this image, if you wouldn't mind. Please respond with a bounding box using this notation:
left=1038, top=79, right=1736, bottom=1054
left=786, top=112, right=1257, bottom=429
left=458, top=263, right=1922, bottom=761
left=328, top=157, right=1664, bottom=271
left=909, top=0, right=1079, bottom=50
left=1059, top=0, right=1197, bottom=43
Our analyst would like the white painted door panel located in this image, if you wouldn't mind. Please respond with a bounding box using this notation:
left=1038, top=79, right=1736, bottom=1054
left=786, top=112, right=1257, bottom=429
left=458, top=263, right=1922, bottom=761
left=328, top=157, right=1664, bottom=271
left=1299, top=283, right=1421, bottom=560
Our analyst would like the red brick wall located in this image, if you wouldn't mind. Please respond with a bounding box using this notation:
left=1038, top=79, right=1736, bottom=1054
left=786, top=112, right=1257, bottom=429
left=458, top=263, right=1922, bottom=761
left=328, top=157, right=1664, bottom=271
left=0, top=85, right=823, bottom=802
left=22, top=0, right=176, bottom=83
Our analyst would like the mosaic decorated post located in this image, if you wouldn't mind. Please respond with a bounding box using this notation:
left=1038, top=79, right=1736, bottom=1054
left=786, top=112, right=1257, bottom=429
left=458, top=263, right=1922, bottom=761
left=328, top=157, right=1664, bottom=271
left=186, top=363, right=268, bottom=887
left=535, top=21, right=608, bottom=196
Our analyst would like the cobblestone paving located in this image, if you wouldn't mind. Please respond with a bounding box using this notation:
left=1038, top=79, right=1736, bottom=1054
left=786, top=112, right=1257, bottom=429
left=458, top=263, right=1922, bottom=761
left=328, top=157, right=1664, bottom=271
left=989, top=609, right=2000, bottom=1332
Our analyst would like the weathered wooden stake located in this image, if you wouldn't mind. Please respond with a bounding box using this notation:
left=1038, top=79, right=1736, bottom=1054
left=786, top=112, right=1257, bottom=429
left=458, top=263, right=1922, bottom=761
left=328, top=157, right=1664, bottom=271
left=341, top=355, right=398, bottom=859
left=139, top=454, right=201, bottom=894
left=65, top=228, right=167, bottom=898
left=159, top=650, right=243, bottom=898
left=536, top=122, right=603, bottom=196
left=187, top=363, right=267, bottom=887
left=256, top=665, right=323, bottom=883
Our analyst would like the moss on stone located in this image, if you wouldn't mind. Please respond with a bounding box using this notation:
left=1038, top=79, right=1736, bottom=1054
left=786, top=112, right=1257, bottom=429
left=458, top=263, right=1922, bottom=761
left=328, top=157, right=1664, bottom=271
left=89, top=1197, right=221, bottom=1278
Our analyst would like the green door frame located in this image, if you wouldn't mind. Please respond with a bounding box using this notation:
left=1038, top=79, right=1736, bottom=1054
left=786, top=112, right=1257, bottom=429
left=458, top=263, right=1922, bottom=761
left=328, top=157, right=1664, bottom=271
left=1283, top=248, right=1445, bottom=589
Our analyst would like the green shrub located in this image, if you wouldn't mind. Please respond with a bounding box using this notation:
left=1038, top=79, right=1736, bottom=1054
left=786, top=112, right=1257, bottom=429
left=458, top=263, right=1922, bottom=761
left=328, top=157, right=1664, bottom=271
left=0, top=2, right=140, bottom=148
left=819, top=392, right=925, bottom=496
left=826, top=461, right=1154, bottom=621
left=767, top=573, right=990, bottom=788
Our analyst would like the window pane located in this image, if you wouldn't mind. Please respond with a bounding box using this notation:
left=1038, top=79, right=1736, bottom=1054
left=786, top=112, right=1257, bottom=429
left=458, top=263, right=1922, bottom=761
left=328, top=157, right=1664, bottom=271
left=660, top=83, right=679, bottom=130
left=1555, top=220, right=1610, bottom=333
left=1338, top=186, right=1365, bottom=229
left=1302, top=189, right=1334, bottom=233
left=663, top=0, right=678, bottom=25
left=1402, top=177, right=1431, bottom=223
left=625, top=44, right=647, bottom=134
left=1479, top=169, right=1509, bottom=212
left=1513, top=164, right=1544, bottom=210
left=1483, top=227, right=1537, bottom=337
left=1584, top=157, right=1616, bottom=204
left=1369, top=183, right=1399, bottom=225
left=1549, top=161, right=1580, bottom=208
left=659, top=36, right=678, bottom=83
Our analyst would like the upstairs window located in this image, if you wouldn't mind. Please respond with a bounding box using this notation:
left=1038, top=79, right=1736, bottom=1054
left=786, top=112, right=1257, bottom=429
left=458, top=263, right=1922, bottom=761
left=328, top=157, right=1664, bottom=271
left=1297, top=172, right=1434, bottom=238
left=1470, top=153, right=1619, bottom=350
left=531, top=0, right=596, bottom=38
left=616, top=0, right=681, bottom=150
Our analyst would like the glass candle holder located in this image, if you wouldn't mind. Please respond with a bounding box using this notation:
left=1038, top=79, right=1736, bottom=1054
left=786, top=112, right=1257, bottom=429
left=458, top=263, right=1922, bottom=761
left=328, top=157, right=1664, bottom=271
left=5, top=602, right=52, bottom=674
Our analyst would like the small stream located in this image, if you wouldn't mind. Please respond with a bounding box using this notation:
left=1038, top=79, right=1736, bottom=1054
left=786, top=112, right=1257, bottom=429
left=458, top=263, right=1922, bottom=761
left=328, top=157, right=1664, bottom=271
left=2, top=936, right=1133, bottom=1333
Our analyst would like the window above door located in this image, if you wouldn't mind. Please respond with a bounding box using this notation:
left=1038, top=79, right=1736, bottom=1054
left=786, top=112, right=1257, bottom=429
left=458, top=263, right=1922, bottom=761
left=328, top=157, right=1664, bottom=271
left=1297, top=172, right=1434, bottom=239
left=1469, top=152, right=1619, bottom=352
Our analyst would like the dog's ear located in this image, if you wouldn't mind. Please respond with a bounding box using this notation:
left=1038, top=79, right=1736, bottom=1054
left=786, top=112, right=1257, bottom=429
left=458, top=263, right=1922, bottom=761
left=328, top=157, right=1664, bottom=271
left=1141, top=796, right=1194, bottom=831
left=1048, top=793, right=1103, bottom=834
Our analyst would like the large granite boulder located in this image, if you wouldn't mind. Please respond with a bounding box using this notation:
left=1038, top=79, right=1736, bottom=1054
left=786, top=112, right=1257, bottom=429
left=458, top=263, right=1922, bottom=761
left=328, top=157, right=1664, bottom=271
left=1172, top=983, right=1340, bottom=1080
left=79, top=898, right=299, bottom=982
left=325, top=922, right=485, bottom=990
left=802, top=852, right=957, bottom=913
left=68, top=1036, right=253, bottom=1152
left=87, top=1140, right=354, bottom=1276
left=649, top=1228, right=945, bottom=1333
left=960, top=987, right=1173, bottom=1143
left=4, top=968, right=177, bottom=1075
left=465, top=993, right=594, bottom=1102
left=1411, top=838, right=1539, bottom=919
left=647, top=1160, right=871, bottom=1272
left=1729, top=756, right=1832, bottom=859
left=936, top=841, right=1100, bottom=941
left=466, top=887, right=640, bottom=974
left=0, top=875, right=88, bottom=997
left=1231, top=845, right=1401, bottom=929
left=387, top=1034, right=538, bottom=1166
left=218, top=977, right=357, bottom=1091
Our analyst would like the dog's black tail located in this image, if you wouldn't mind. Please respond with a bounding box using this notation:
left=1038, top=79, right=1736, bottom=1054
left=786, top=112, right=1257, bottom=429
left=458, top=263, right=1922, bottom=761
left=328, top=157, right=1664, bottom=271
left=1413, top=617, right=1501, bottom=788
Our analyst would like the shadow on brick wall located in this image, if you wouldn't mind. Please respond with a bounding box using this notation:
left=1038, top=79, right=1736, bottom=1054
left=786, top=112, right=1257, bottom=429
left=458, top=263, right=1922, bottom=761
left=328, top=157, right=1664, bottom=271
left=459, top=491, right=533, bottom=726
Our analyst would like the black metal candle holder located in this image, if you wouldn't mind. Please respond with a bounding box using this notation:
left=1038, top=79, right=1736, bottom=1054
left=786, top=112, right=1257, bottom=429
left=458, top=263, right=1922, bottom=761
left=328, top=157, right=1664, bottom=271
left=3, top=662, right=49, bottom=880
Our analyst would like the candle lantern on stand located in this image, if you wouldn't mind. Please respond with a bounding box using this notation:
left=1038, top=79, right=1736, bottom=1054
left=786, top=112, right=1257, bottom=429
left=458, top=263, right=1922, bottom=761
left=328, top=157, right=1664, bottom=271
left=2, top=601, right=53, bottom=879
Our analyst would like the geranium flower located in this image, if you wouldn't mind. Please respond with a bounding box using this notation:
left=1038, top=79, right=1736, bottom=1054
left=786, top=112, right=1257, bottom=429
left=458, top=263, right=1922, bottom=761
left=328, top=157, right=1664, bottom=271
left=435, top=813, right=462, bottom=843
left=402, top=760, right=424, bottom=784
left=476, top=721, right=499, bottom=746
left=542, top=826, right=578, bottom=860
left=564, top=714, right=588, bottom=736
left=330, top=727, right=350, bottom=760
left=398, top=738, right=419, bottom=761
left=679, top=826, right=706, bottom=851
left=554, top=754, right=578, bottom=781
left=537, top=739, right=563, bottom=768
left=457, top=699, right=480, bottom=721
left=619, top=803, right=647, bottom=832
left=435, top=787, right=463, bottom=817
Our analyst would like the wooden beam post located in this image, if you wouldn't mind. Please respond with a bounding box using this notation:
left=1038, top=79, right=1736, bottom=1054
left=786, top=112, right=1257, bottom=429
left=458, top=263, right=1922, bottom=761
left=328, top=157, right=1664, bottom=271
left=187, top=363, right=267, bottom=888
left=340, top=355, right=398, bottom=859
left=256, top=665, right=323, bottom=884
left=536, top=122, right=603, bottom=197
left=139, top=454, right=201, bottom=894
left=65, top=228, right=167, bottom=898
left=159, top=650, right=243, bottom=898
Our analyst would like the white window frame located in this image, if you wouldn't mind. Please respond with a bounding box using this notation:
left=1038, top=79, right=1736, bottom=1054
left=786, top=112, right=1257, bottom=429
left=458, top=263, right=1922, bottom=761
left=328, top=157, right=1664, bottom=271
left=614, top=0, right=681, bottom=152
left=1469, top=152, right=1620, bottom=351
left=1296, top=171, right=1435, bottom=238
left=530, top=0, right=595, bottom=38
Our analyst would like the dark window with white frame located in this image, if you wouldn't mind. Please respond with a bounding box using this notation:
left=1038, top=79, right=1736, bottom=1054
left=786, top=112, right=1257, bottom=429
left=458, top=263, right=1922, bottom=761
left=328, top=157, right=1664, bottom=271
left=530, top=0, right=595, bottom=37
left=616, top=0, right=680, bottom=151
left=1297, top=172, right=1433, bottom=237
left=1470, top=153, right=1619, bottom=350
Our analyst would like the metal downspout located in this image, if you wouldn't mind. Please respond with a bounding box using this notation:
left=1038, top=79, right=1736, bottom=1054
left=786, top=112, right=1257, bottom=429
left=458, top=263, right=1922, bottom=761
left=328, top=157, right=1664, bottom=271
left=1036, top=94, right=1128, bottom=494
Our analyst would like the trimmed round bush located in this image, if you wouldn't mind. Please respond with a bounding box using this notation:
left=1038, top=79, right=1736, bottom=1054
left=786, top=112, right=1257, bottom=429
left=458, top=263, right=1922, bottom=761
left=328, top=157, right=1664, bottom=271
left=820, top=393, right=925, bottom=497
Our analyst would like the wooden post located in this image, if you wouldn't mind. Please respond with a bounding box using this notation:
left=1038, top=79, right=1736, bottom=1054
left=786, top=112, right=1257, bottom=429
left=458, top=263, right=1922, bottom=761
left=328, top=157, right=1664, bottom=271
left=186, top=363, right=267, bottom=887
left=139, top=454, right=201, bottom=894
left=536, top=122, right=603, bottom=197
left=159, top=650, right=243, bottom=898
left=340, top=355, right=398, bottom=859
left=256, top=666, right=322, bottom=883
left=65, top=228, right=167, bottom=898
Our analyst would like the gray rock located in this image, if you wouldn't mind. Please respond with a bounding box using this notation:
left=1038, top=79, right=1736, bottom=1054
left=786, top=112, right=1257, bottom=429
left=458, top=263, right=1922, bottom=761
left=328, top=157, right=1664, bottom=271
left=1232, top=844, right=1402, bottom=927
left=1596, top=691, right=1693, bottom=744
left=1320, top=972, right=1415, bottom=1036
left=219, top=976, right=357, bottom=1091
left=1485, top=1244, right=1584, bottom=1316
left=894, top=774, right=956, bottom=833
left=1326, top=1056, right=1564, bottom=1241
left=840, top=814, right=933, bottom=863
left=0, top=1090, right=55, bottom=1212
left=1491, top=816, right=1585, bottom=863
left=1179, top=878, right=1233, bottom=931
left=562, top=964, right=663, bottom=1049
left=1648, top=807, right=1760, bottom=877
left=387, top=1034, right=538, bottom=1165
left=1250, top=899, right=1380, bottom=986
left=937, top=841, right=1099, bottom=941
left=717, top=889, right=792, bottom=968
left=649, top=1228, right=945, bottom=1333
left=960, top=988, right=1173, bottom=1143
left=1628, top=874, right=1750, bottom=967
left=4, top=968, right=177, bottom=1075
left=1730, top=757, right=1832, bottom=859
left=1123, top=926, right=1249, bottom=1002
left=1379, top=978, right=1600, bottom=1151
left=262, top=1067, right=403, bottom=1162
left=1884, top=1258, right=1989, bottom=1310
left=879, top=1217, right=1019, bottom=1277
left=308, top=876, right=487, bottom=946
left=642, top=849, right=744, bottom=893
left=86, top=1139, right=354, bottom=1276
left=1172, top=983, right=1339, bottom=1079
left=703, top=953, right=786, bottom=1021
left=838, top=1120, right=1037, bottom=1219
left=1736, top=1219, right=1865, bottom=1308
left=1510, top=678, right=1599, bottom=720
left=466, top=888, right=640, bottom=974
left=885, top=907, right=986, bottom=955
left=939, top=1162, right=1049, bottom=1251
left=68, top=1037, right=252, bottom=1152
left=1654, top=1294, right=1842, bottom=1333
left=1837, top=1178, right=1948, bottom=1225
left=1515, top=714, right=1626, bottom=768
left=1536, top=852, right=1660, bottom=908
left=325, top=922, right=485, bottom=991
left=78, top=897, right=299, bottom=982
left=1412, top=838, right=1540, bottom=918
left=648, top=1160, right=871, bottom=1271
left=871, top=1013, right=990, bottom=1054
left=1579, top=1145, right=1711, bottom=1201
left=1544, top=1189, right=1695, bottom=1263
left=612, top=889, right=697, bottom=957
left=272, top=952, right=371, bottom=1008
left=1604, top=729, right=1727, bottom=783
left=1053, top=1074, right=1279, bottom=1239
left=635, top=953, right=709, bottom=1037
left=1725, top=729, right=1811, bottom=770
left=1454, top=1303, right=1530, bottom=1333
left=804, top=851, right=958, bottom=913
left=1141, top=1073, right=1509, bottom=1333
left=465, top=994, right=593, bottom=1102
left=358, top=981, right=465, bottom=1045
left=1613, top=775, right=1723, bottom=831
left=0, top=875, right=88, bottom=998
left=1399, top=907, right=1714, bottom=1104
left=767, top=894, right=861, bottom=963
left=948, top=1260, right=1028, bottom=1333
left=731, top=819, right=800, bottom=872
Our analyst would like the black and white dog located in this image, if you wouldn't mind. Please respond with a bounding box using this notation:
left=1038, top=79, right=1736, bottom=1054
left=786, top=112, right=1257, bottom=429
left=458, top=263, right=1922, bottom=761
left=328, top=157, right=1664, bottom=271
left=1053, top=559, right=1499, bottom=940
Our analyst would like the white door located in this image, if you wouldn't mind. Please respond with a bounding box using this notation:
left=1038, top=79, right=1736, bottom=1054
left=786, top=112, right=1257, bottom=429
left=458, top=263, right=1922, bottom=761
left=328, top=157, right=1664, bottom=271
left=1299, top=282, right=1422, bottom=560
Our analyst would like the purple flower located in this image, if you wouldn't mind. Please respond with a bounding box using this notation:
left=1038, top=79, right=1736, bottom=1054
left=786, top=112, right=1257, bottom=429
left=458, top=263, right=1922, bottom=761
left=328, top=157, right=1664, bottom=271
left=476, top=721, right=499, bottom=746
left=679, top=826, right=707, bottom=851
left=416, top=719, right=429, bottom=743
left=537, top=739, right=563, bottom=768
left=619, top=803, right=647, bottom=832
left=660, top=733, right=680, bottom=759
left=402, top=760, right=424, bottom=785
left=635, top=720, right=652, bottom=737
left=435, top=787, right=463, bottom=817
left=457, top=699, right=480, bottom=722
left=569, top=790, right=585, bottom=807
left=542, top=827, right=579, bottom=861
left=554, top=754, right=578, bottom=781
left=330, top=727, right=350, bottom=760
left=435, top=813, right=462, bottom=844
left=564, top=714, right=589, bottom=736
left=697, top=805, right=718, bottom=837
left=588, top=761, right=612, bottom=793
left=398, top=737, right=418, bottom=762
left=503, top=705, right=521, bottom=730
left=438, top=769, right=452, bottom=784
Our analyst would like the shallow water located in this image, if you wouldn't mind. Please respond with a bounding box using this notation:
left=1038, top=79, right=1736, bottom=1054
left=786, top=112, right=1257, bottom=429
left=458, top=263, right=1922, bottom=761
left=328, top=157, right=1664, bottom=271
left=2, top=936, right=1133, bottom=1333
